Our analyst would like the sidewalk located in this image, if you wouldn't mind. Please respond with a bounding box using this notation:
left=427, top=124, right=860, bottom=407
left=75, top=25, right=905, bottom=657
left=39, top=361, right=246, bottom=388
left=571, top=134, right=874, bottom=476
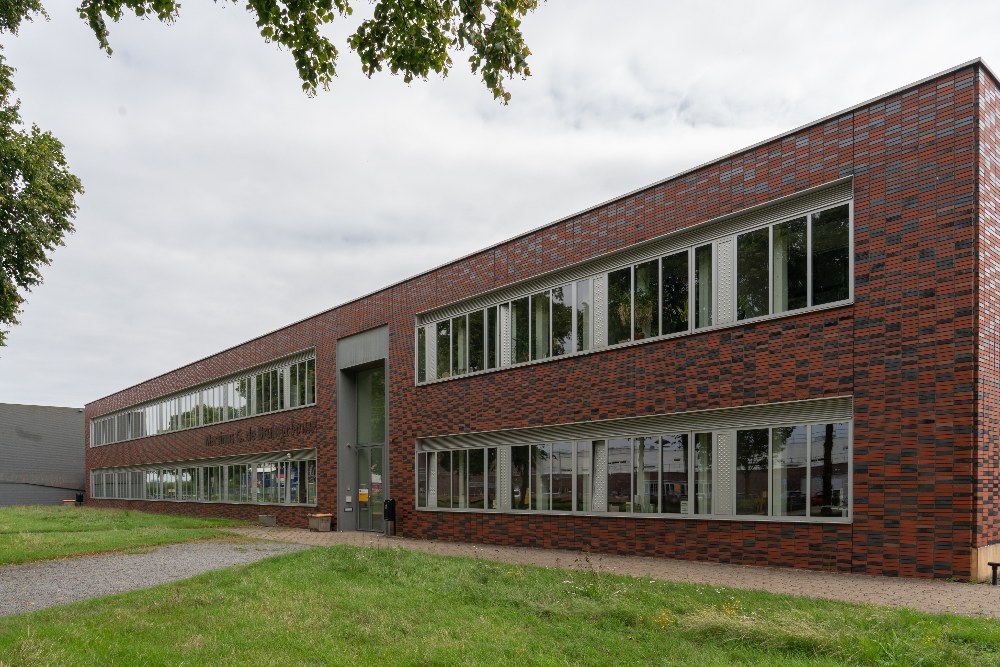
left=225, top=526, right=1000, bottom=618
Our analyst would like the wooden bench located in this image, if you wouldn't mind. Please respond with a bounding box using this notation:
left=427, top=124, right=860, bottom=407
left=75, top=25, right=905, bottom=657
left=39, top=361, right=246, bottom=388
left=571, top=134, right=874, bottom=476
left=988, top=561, right=1000, bottom=585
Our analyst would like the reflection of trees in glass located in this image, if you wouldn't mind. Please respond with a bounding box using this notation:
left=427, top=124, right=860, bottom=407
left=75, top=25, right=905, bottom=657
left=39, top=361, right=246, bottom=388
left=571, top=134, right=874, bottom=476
left=694, top=245, right=713, bottom=328
left=737, top=228, right=769, bottom=320
left=436, top=320, right=451, bottom=378
left=661, top=251, right=689, bottom=334
left=530, top=292, right=550, bottom=360
left=634, top=260, right=659, bottom=339
left=607, top=268, right=631, bottom=344
left=736, top=429, right=769, bottom=514
left=511, top=445, right=530, bottom=509
left=551, top=285, right=573, bottom=356
left=511, top=297, right=529, bottom=364
left=357, top=366, right=385, bottom=444
left=468, top=310, right=484, bottom=372
left=812, top=205, right=850, bottom=305
left=773, top=217, right=807, bottom=312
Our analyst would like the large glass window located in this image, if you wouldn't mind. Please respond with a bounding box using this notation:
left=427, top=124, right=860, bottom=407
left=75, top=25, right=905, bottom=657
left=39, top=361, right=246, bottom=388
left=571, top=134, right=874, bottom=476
left=357, top=365, right=386, bottom=445
left=417, top=327, right=427, bottom=383
left=451, top=315, right=468, bottom=376
left=773, top=217, right=807, bottom=313
left=810, top=422, right=850, bottom=517
left=737, top=228, right=770, bottom=320
left=511, top=297, right=530, bottom=365
left=607, top=437, right=631, bottom=512
left=661, top=434, right=689, bottom=514
left=486, top=307, right=498, bottom=370
left=812, top=204, right=850, bottom=306
left=607, top=268, right=632, bottom=345
left=633, top=260, right=659, bottom=340
left=771, top=425, right=807, bottom=517
left=661, top=250, right=689, bottom=335
left=736, top=429, right=769, bottom=515
left=551, top=285, right=573, bottom=357
left=694, top=244, right=713, bottom=328
left=635, top=436, right=659, bottom=513
left=468, top=310, right=485, bottom=373
left=576, top=440, right=593, bottom=512
left=436, top=320, right=451, bottom=379
left=576, top=278, right=592, bottom=352
left=531, top=291, right=551, bottom=361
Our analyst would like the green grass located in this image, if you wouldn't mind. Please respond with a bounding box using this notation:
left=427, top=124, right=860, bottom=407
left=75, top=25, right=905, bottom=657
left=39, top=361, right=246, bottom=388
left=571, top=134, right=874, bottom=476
left=1, top=545, right=999, bottom=666
left=0, top=506, right=244, bottom=565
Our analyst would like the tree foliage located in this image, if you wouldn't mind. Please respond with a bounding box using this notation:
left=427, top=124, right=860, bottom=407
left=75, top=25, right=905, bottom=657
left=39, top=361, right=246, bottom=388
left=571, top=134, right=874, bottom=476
left=0, top=8, right=83, bottom=346
left=0, top=0, right=537, bottom=345
left=78, top=0, right=537, bottom=101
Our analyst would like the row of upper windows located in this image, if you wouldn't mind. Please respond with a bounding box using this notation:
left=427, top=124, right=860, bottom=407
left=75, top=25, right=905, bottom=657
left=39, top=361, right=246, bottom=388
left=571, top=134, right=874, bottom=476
left=417, top=420, right=851, bottom=521
left=415, top=202, right=851, bottom=383
left=90, top=355, right=316, bottom=447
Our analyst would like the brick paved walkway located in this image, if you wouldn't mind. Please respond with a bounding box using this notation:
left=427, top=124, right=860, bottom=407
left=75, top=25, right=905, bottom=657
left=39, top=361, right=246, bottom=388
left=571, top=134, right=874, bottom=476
left=225, top=526, right=1000, bottom=618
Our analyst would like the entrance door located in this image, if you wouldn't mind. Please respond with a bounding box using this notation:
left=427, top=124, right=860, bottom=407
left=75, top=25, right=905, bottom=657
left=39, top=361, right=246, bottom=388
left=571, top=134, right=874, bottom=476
left=356, top=445, right=384, bottom=531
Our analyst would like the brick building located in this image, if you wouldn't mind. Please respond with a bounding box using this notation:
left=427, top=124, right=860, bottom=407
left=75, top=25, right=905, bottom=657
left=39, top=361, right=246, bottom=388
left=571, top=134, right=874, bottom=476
left=86, top=59, right=1000, bottom=580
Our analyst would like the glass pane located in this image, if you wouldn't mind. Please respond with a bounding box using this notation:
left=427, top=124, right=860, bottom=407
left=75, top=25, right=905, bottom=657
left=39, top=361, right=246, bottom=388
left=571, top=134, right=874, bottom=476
left=417, top=453, right=427, bottom=508
left=575, top=441, right=593, bottom=512
left=453, top=450, right=468, bottom=509
left=531, top=292, right=551, bottom=361
left=812, top=204, right=850, bottom=305
left=469, top=310, right=485, bottom=373
left=436, top=320, right=451, bottom=378
left=693, top=433, right=712, bottom=514
left=737, top=227, right=769, bottom=320
left=417, top=327, right=427, bottom=382
left=531, top=443, right=551, bottom=511
left=306, top=460, right=316, bottom=504
left=510, top=445, right=529, bottom=509
left=661, top=251, right=689, bottom=335
left=634, top=436, right=659, bottom=513
left=607, top=437, right=631, bottom=512
left=551, top=285, right=573, bottom=356
left=486, top=307, right=498, bottom=369
left=550, top=441, right=573, bottom=511
left=607, top=268, right=632, bottom=345
left=771, top=425, right=807, bottom=517
left=306, top=359, right=316, bottom=405
left=633, top=260, right=659, bottom=340
left=694, top=245, right=713, bottom=328
left=468, top=449, right=485, bottom=508
left=436, top=451, right=452, bottom=509
left=661, top=434, right=689, bottom=514
left=356, top=365, right=386, bottom=445
left=736, top=428, right=769, bottom=515
left=773, top=217, right=807, bottom=313
left=576, top=279, right=592, bottom=352
left=486, top=448, right=497, bottom=510
left=810, top=422, right=850, bottom=517
left=452, top=315, right=468, bottom=376
left=511, top=298, right=530, bottom=364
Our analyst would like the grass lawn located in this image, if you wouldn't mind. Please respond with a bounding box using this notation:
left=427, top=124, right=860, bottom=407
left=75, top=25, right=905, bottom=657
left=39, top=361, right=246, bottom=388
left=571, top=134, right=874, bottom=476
left=1, top=546, right=998, bottom=666
left=0, top=506, right=244, bottom=565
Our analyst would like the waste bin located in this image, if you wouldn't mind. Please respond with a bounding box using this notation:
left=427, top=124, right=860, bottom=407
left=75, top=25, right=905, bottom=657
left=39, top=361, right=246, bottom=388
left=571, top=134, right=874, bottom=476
left=383, top=498, right=396, bottom=536
left=75, top=491, right=84, bottom=506
left=308, top=513, right=332, bottom=532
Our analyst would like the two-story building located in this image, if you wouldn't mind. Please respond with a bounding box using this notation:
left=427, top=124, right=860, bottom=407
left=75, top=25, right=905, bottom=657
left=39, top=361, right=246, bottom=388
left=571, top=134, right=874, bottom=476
left=86, top=59, right=1000, bottom=580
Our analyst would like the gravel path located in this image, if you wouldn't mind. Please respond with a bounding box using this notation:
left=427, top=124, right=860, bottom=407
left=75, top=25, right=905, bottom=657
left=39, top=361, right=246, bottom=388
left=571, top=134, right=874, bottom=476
left=0, top=541, right=307, bottom=617
left=228, top=526, right=1000, bottom=618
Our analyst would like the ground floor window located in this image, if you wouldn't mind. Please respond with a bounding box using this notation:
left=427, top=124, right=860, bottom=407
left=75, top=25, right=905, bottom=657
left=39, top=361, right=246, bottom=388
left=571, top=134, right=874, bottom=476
left=90, top=450, right=317, bottom=506
left=416, top=419, right=850, bottom=522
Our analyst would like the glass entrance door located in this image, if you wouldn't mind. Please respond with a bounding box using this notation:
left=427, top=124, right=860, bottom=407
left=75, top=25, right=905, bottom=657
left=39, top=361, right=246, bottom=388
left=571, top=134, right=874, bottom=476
left=356, top=445, right=384, bottom=532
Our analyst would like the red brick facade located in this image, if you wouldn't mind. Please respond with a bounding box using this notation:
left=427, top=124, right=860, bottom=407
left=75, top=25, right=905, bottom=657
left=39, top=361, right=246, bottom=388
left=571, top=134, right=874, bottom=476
left=87, top=61, right=1000, bottom=579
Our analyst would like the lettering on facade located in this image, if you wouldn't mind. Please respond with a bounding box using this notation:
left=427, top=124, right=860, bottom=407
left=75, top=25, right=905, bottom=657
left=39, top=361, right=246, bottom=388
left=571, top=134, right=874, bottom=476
left=204, top=421, right=318, bottom=447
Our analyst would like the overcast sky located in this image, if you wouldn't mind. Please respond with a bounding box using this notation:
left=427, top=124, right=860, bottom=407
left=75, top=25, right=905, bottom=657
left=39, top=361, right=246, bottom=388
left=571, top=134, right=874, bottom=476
left=0, top=1, right=996, bottom=407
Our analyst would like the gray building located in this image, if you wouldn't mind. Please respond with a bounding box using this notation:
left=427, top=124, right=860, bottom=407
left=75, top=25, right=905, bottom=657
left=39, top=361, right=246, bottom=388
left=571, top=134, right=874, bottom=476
left=0, top=403, right=84, bottom=505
